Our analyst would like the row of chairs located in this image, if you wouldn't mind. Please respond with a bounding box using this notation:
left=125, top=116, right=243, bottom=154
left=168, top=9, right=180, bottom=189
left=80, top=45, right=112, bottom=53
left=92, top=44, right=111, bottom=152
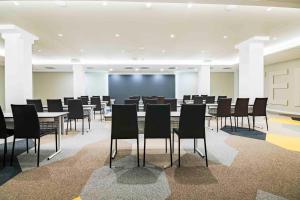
left=0, top=105, right=57, bottom=167
left=124, top=98, right=178, bottom=111
left=110, top=104, right=208, bottom=168
left=64, top=96, right=111, bottom=106
left=211, top=98, right=268, bottom=131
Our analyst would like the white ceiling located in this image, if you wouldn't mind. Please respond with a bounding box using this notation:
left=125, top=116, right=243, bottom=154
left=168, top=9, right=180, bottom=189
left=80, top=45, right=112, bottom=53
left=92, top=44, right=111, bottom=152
left=0, top=0, right=300, bottom=72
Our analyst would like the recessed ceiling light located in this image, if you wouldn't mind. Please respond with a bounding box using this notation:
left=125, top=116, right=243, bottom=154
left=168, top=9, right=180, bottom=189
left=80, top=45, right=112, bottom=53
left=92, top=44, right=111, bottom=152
left=266, top=7, right=273, bottom=12
left=13, top=1, right=20, bottom=6
left=135, top=68, right=140, bottom=71
left=170, top=34, right=175, bottom=39
left=102, top=1, right=108, bottom=6
left=109, top=68, right=113, bottom=71
left=223, top=35, right=228, bottom=39
left=225, top=5, right=238, bottom=11
left=160, top=68, right=164, bottom=72
left=38, top=49, right=42, bottom=52
left=58, top=33, right=63, bottom=37
left=55, top=1, right=66, bottom=7
left=139, top=47, right=145, bottom=50
left=187, top=3, right=193, bottom=8
left=146, top=3, right=152, bottom=8
left=115, top=33, right=120, bottom=38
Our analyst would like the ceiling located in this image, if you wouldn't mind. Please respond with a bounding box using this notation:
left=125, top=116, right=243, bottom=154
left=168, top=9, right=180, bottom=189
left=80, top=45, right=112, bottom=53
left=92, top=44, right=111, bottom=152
left=0, top=0, right=300, bottom=72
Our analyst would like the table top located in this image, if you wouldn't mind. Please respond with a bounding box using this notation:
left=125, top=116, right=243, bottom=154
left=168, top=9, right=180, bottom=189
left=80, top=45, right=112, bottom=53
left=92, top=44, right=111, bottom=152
left=4, top=112, right=69, bottom=118
left=105, top=111, right=212, bottom=118
left=43, top=105, right=96, bottom=109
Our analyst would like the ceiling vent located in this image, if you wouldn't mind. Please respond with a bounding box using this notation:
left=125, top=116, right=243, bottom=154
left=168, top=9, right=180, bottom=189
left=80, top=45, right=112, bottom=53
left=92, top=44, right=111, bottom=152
left=168, top=67, right=176, bottom=70
left=141, top=67, right=149, bottom=70
left=45, top=66, right=55, bottom=70
left=125, top=67, right=134, bottom=70
left=223, top=67, right=231, bottom=70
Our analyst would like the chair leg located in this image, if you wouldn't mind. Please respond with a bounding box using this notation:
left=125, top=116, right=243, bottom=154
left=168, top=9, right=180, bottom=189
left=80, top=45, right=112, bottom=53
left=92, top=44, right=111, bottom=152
left=204, top=137, right=208, bottom=167
left=66, top=119, right=69, bottom=135
left=194, top=138, right=196, bottom=153
left=34, top=139, right=36, bottom=153
left=247, top=116, right=251, bottom=131
left=217, top=117, right=219, bottom=132
left=178, top=138, right=180, bottom=167
left=10, top=136, right=16, bottom=166
left=169, top=138, right=172, bottom=167
left=3, top=138, right=7, bottom=166
left=94, top=110, right=95, bottom=120
left=253, top=116, right=255, bottom=131
left=172, top=130, right=174, bottom=153
left=26, top=138, right=29, bottom=153
left=109, top=138, right=112, bottom=168
left=137, top=137, right=140, bottom=167
left=230, top=117, right=233, bottom=132
left=221, top=117, right=223, bottom=128
left=165, top=138, right=167, bottom=153
left=242, top=117, right=244, bottom=127
left=55, top=130, right=58, bottom=152
left=75, top=119, right=77, bottom=130
left=225, top=117, right=227, bottom=127
left=70, top=120, right=72, bottom=130
left=82, top=118, right=84, bottom=135
left=234, top=117, right=237, bottom=131
left=37, top=138, right=40, bottom=167
left=265, top=116, right=269, bottom=131
left=143, top=138, right=146, bottom=167
left=115, top=139, right=117, bottom=155
left=88, top=117, right=91, bottom=129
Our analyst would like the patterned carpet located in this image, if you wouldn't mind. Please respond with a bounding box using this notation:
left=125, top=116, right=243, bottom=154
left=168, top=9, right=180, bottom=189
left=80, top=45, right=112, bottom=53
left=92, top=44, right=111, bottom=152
left=0, top=114, right=299, bottom=200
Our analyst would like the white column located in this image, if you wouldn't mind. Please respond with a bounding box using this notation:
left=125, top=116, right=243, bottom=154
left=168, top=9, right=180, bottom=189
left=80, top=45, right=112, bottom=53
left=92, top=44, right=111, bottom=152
left=0, top=25, right=38, bottom=111
left=236, top=36, right=269, bottom=102
left=197, top=65, right=211, bottom=95
left=72, top=64, right=86, bottom=98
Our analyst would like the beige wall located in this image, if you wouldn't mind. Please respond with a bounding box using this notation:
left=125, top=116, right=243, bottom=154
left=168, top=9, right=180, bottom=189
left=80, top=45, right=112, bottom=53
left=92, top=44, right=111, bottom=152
left=33, top=72, right=73, bottom=104
left=265, top=58, right=300, bottom=113
left=0, top=65, right=4, bottom=108
left=211, top=72, right=234, bottom=98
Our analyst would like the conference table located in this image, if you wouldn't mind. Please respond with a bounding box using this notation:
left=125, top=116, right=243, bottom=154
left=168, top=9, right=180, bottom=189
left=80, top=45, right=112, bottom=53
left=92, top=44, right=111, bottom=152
left=4, top=112, right=68, bottom=160
left=104, top=111, right=213, bottom=160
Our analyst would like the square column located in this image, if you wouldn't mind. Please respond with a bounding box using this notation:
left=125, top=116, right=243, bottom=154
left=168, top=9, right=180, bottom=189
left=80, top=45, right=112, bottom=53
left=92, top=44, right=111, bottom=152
left=73, top=64, right=86, bottom=98
left=0, top=25, right=38, bottom=111
left=236, top=36, right=269, bottom=102
left=197, top=65, right=211, bottom=95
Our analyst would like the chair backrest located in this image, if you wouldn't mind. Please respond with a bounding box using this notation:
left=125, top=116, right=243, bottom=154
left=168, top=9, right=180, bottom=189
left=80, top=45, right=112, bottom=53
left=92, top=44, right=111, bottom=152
left=47, top=99, right=63, bottom=112
left=78, top=96, right=89, bottom=105
left=217, top=98, right=232, bottom=117
left=124, top=99, right=139, bottom=111
left=144, top=104, right=171, bottom=138
left=164, top=98, right=177, bottom=111
left=183, top=95, right=191, bottom=101
left=157, top=96, right=165, bottom=104
left=0, top=106, right=8, bottom=137
left=11, top=104, right=40, bottom=138
left=234, top=98, right=249, bottom=116
left=178, top=104, right=206, bottom=139
left=64, top=97, right=74, bottom=105
left=68, top=99, right=84, bottom=119
left=26, top=99, right=44, bottom=112
left=206, top=96, right=215, bottom=104
left=201, top=95, right=208, bottom=101
left=192, top=95, right=199, bottom=100
left=129, top=96, right=140, bottom=101
left=253, top=98, right=268, bottom=116
left=218, top=96, right=227, bottom=101
left=194, top=96, right=204, bottom=105
left=90, top=96, right=102, bottom=111
left=103, top=96, right=111, bottom=106
left=143, top=99, right=158, bottom=110
left=111, top=105, right=138, bottom=139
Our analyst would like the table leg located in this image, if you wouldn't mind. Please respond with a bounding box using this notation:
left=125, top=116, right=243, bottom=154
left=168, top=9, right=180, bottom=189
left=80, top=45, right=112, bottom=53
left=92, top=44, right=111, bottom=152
left=195, top=139, right=205, bottom=158
left=48, top=116, right=62, bottom=160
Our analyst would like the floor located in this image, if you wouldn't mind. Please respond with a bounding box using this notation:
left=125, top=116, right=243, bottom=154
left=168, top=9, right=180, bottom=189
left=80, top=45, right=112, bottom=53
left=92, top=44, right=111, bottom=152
left=0, top=113, right=299, bottom=200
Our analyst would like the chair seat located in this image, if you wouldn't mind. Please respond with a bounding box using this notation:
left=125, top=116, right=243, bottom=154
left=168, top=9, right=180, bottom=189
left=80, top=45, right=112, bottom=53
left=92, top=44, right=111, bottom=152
left=0, top=128, right=14, bottom=139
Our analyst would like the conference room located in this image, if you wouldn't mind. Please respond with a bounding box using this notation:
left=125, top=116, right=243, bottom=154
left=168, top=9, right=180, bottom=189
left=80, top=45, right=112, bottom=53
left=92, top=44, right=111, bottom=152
left=0, top=1, right=300, bottom=200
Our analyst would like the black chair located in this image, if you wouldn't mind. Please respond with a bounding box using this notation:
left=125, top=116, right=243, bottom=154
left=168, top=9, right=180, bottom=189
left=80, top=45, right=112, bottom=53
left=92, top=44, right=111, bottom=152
left=0, top=106, right=14, bottom=166
left=192, top=95, right=199, bottom=100
left=194, top=96, right=204, bottom=105
left=110, top=105, right=139, bottom=168
left=201, top=95, right=208, bottom=101
left=157, top=96, right=165, bottom=104
left=173, top=104, right=208, bottom=167
left=26, top=99, right=44, bottom=112
left=129, top=96, right=140, bottom=101
left=10, top=105, right=57, bottom=167
left=164, top=98, right=177, bottom=111
left=47, top=99, right=63, bottom=112
left=103, top=96, right=111, bottom=106
left=143, top=99, right=158, bottom=111
left=218, top=96, right=227, bottom=101
left=124, top=99, right=139, bottom=111
left=215, top=98, right=233, bottom=132
left=206, top=96, right=215, bottom=104
left=64, top=97, right=74, bottom=105
left=183, top=95, right=191, bottom=103
left=144, top=105, right=172, bottom=167
left=249, top=98, right=268, bottom=131
left=67, top=100, right=90, bottom=135
left=232, top=98, right=250, bottom=131
left=78, top=96, right=89, bottom=105
left=91, top=96, right=104, bottom=120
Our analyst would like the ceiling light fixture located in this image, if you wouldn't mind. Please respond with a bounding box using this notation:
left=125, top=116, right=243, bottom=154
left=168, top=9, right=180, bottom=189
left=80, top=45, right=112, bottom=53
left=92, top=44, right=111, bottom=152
left=38, top=49, right=42, bottom=52
left=266, top=7, right=273, bottom=12
left=13, top=1, right=20, bottom=6
left=170, top=34, right=175, bottom=39
left=102, top=1, right=107, bottom=6
left=139, top=47, right=145, bottom=50
left=109, top=68, right=113, bottom=71
left=146, top=3, right=152, bottom=8
left=58, top=33, right=63, bottom=37
left=80, top=49, right=85, bottom=53
left=223, top=35, right=228, bottom=39
left=135, top=68, right=140, bottom=71
left=160, top=68, right=165, bottom=72
left=187, top=3, right=193, bottom=8
left=55, top=1, right=66, bottom=7
left=225, top=5, right=238, bottom=11
left=161, top=49, right=166, bottom=53
left=115, top=33, right=120, bottom=38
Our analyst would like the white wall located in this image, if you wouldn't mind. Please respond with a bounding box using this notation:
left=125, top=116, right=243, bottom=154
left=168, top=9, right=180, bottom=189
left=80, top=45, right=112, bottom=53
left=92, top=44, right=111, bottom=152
left=265, top=58, right=300, bottom=113
left=0, top=65, right=4, bottom=108
left=175, top=72, right=198, bottom=99
left=86, top=72, right=108, bottom=97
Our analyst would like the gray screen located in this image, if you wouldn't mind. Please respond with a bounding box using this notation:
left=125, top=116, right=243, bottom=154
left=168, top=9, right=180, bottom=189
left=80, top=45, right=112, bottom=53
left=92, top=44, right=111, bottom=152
left=109, top=74, right=175, bottom=104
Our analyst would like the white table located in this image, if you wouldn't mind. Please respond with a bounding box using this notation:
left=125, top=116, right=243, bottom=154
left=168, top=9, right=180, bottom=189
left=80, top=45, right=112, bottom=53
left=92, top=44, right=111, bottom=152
left=4, top=112, right=68, bottom=160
